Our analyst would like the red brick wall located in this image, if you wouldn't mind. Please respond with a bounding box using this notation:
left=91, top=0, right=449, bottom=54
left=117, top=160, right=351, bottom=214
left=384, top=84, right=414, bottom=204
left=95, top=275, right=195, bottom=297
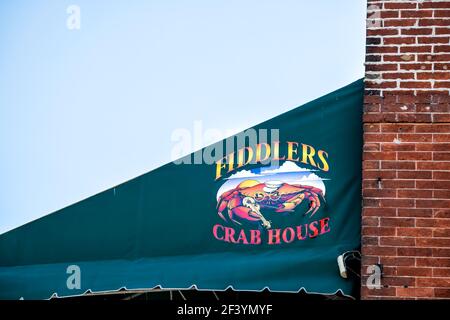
left=362, top=0, right=450, bottom=299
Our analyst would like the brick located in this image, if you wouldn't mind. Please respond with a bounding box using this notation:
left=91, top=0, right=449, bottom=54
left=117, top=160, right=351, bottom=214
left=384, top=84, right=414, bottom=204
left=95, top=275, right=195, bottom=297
left=419, top=2, right=450, bottom=9
left=435, top=63, right=450, bottom=71
left=364, top=103, right=381, bottom=112
left=364, top=143, right=380, bottom=152
left=397, top=287, right=434, bottom=298
left=364, top=133, right=397, bottom=142
left=365, top=89, right=382, bottom=96
left=435, top=288, right=450, bottom=298
left=434, top=190, right=450, bottom=199
left=432, top=94, right=450, bottom=103
left=416, top=180, right=450, bottom=189
left=381, top=10, right=399, bottom=19
left=362, top=216, right=379, bottom=226
left=381, top=103, right=416, bottom=112
left=400, top=45, right=433, bottom=53
left=435, top=45, right=450, bottom=53
left=363, top=236, right=379, bottom=246
left=415, top=93, right=434, bottom=102
left=433, top=114, right=450, bottom=122
left=419, top=19, right=450, bottom=27
left=401, top=10, right=433, bottom=18
left=417, top=277, right=450, bottom=288
left=434, top=209, right=450, bottom=218
left=417, top=72, right=450, bottom=80
left=380, top=217, right=415, bottom=227
left=380, top=236, right=415, bottom=247
left=364, top=124, right=380, bottom=132
left=385, top=19, right=418, bottom=28
left=436, top=27, right=450, bottom=35
left=398, top=133, right=433, bottom=142
left=382, top=72, right=415, bottom=80
left=385, top=2, right=417, bottom=10
left=434, top=81, right=450, bottom=88
left=381, top=256, right=415, bottom=267
left=416, top=200, right=450, bottom=209
left=434, top=153, right=450, bottom=161
left=381, top=143, right=416, bottom=151
left=434, top=134, right=450, bottom=142
left=381, top=161, right=415, bottom=170
left=363, top=226, right=396, bottom=237
left=417, top=258, right=450, bottom=268
left=401, top=28, right=433, bottom=35
left=433, top=171, right=450, bottom=179
left=364, top=151, right=396, bottom=160
left=384, top=54, right=416, bottom=63
left=366, top=46, right=398, bottom=54
left=366, top=64, right=398, bottom=72
left=363, top=246, right=397, bottom=256
left=417, top=238, right=450, bottom=247
left=381, top=124, right=415, bottom=133
left=417, top=104, right=450, bottom=113
left=397, top=189, right=432, bottom=198
left=399, top=62, right=433, bottom=71
left=397, top=170, right=432, bottom=179
left=397, top=113, right=432, bottom=122
left=397, top=152, right=432, bottom=160
left=433, top=269, right=450, bottom=278
left=417, top=162, right=450, bottom=170
left=433, top=248, right=450, bottom=257
left=363, top=207, right=397, bottom=217
left=382, top=180, right=415, bottom=189
left=418, top=36, right=450, bottom=44
left=397, top=227, right=432, bottom=236
left=367, top=28, right=399, bottom=36
left=398, top=247, right=432, bottom=257
left=382, top=276, right=416, bottom=287
left=362, top=255, right=379, bottom=266
left=433, top=228, right=450, bottom=237
left=363, top=160, right=380, bottom=169
left=363, top=187, right=397, bottom=197
left=399, top=267, right=433, bottom=277
left=417, top=218, right=450, bottom=228
left=400, top=81, right=433, bottom=89
left=417, top=53, right=450, bottom=62
left=397, top=208, right=433, bottom=218
left=363, top=113, right=383, bottom=122
left=384, top=37, right=416, bottom=45
left=416, top=123, right=450, bottom=133
left=366, top=54, right=382, bottom=62
left=434, top=10, right=450, bottom=18
left=361, top=286, right=396, bottom=297
left=364, top=198, right=381, bottom=208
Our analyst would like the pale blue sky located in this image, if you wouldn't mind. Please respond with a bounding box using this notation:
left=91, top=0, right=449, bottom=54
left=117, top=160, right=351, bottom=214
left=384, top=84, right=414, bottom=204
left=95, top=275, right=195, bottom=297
left=0, top=1, right=366, bottom=233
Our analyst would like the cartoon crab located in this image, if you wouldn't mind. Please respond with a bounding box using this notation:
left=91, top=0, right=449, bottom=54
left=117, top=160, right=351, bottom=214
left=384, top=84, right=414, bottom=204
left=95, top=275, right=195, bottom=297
left=217, top=179, right=324, bottom=229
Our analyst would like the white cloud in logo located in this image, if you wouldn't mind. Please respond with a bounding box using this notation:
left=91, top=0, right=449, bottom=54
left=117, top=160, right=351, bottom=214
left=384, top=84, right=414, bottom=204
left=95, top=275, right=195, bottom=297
left=260, top=161, right=315, bottom=175
left=225, top=169, right=261, bottom=180
left=294, top=173, right=326, bottom=195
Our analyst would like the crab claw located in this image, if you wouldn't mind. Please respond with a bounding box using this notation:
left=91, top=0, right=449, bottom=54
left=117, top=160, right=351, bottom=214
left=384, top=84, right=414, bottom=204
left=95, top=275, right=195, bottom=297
left=305, top=193, right=321, bottom=217
left=242, top=197, right=272, bottom=229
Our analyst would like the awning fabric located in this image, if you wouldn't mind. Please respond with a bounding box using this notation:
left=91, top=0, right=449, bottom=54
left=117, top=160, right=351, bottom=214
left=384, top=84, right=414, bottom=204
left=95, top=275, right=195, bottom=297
left=0, top=79, right=363, bottom=299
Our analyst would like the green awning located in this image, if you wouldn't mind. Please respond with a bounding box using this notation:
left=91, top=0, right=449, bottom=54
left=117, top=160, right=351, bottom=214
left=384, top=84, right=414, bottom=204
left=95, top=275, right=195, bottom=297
left=0, top=79, right=363, bottom=299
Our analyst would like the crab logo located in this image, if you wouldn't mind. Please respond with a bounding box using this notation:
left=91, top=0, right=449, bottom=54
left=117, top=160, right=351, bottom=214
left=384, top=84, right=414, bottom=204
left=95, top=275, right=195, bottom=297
left=216, top=161, right=326, bottom=230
